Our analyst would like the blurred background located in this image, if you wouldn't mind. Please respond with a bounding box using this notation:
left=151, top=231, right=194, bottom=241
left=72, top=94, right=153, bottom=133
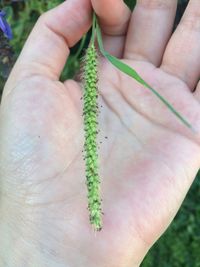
left=0, top=0, right=199, bottom=266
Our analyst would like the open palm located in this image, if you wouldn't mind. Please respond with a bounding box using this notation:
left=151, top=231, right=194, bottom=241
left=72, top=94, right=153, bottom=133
left=1, top=0, right=200, bottom=266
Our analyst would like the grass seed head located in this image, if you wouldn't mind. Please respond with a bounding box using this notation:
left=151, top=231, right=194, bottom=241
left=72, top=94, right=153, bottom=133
left=82, top=43, right=102, bottom=231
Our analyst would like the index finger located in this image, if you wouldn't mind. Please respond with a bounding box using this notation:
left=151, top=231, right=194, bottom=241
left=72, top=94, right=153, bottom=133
left=92, top=0, right=131, bottom=57
left=4, top=0, right=92, bottom=93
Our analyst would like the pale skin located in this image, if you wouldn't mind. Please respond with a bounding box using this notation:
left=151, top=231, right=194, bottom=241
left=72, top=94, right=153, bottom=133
left=0, top=0, right=200, bottom=266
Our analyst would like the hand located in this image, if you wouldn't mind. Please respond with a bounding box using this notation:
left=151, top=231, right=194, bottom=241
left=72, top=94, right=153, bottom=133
left=0, top=0, right=200, bottom=266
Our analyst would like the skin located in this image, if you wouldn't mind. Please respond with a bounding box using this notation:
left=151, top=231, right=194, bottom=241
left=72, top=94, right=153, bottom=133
left=0, top=0, right=200, bottom=266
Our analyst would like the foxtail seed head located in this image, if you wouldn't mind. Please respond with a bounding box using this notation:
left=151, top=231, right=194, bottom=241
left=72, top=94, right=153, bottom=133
left=83, top=43, right=102, bottom=231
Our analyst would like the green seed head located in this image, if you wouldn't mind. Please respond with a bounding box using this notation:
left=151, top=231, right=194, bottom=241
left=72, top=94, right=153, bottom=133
left=83, top=44, right=102, bottom=231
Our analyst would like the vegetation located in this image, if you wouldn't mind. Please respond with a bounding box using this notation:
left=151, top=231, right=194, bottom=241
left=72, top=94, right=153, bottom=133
left=0, top=0, right=199, bottom=266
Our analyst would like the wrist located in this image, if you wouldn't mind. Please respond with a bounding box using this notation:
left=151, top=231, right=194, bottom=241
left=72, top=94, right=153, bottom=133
left=0, top=220, right=60, bottom=267
left=0, top=198, right=146, bottom=267
left=0, top=203, right=60, bottom=267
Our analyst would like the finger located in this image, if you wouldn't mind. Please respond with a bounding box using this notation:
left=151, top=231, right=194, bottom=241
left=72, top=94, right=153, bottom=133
left=161, top=0, right=200, bottom=90
left=4, top=0, right=92, bottom=90
left=124, top=0, right=177, bottom=66
left=91, top=0, right=131, bottom=57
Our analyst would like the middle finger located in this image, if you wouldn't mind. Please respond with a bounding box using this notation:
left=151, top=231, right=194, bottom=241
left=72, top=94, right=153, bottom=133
left=124, top=0, right=177, bottom=66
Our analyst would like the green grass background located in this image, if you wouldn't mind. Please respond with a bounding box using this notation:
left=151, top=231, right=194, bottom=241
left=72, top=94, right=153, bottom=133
left=0, top=0, right=199, bottom=266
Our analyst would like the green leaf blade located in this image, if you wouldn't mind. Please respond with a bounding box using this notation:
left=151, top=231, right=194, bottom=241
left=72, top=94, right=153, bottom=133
left=96, top=18, right=193, bottom=130
left=105, top=54, right=192, bottom=130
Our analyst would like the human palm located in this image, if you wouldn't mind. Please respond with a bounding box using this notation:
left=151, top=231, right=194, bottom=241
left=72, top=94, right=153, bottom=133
left=1, top=0, right=200, bottom=266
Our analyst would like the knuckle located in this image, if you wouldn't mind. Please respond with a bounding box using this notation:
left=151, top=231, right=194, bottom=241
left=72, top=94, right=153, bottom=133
left=137, top=0, right=173, bottom=10
left=181, top=13, right=200, bottom=32
left=37, top=11, right=50, bottom=25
